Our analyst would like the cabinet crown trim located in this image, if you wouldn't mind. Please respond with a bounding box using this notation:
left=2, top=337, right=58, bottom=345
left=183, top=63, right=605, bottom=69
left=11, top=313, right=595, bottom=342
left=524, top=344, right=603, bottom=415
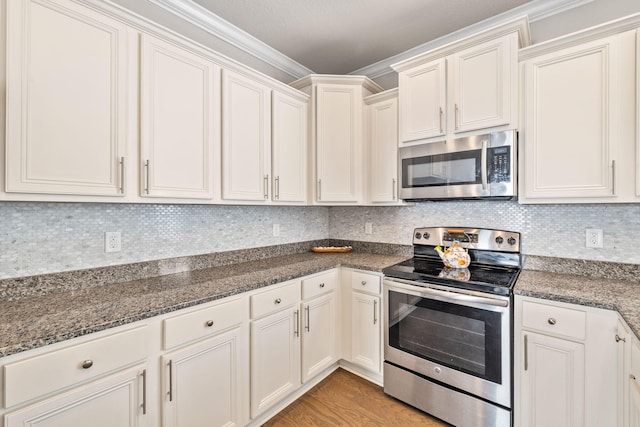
left=290, top=74, right=383, bottom=93
left=364, top=88, right=398, bottom=104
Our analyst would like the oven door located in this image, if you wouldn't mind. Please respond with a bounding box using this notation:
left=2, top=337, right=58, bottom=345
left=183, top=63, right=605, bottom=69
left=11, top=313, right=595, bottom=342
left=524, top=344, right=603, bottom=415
left=384, top=278, right=511, bottom=408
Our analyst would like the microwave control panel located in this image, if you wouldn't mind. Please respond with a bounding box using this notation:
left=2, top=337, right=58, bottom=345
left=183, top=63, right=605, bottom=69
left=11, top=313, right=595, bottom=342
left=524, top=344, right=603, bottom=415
left=488, top=146, right=511, bottom=183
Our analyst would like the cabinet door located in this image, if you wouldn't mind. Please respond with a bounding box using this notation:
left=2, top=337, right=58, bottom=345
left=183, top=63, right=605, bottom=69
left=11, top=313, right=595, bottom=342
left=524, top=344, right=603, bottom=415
left=272, top=91, right=308, bottom=203
left=520, top=331, right=585, bottom=427
left=162, top=328, right=248, bottom=427
left=351, top=292, right=381, bottom=373
left=5, top=364, right=146, bottom=427
left=631, top=377, right=640, bottom=427
left=140, top=34, right=218, bottom=199
left=222, top=70, right=271, bottom=201
left=5, top=0, right=130, bottom=196
left=521, top=34, right=622, bottom=199
left=315, top=84, right=362, bottom=202
left=398, top=58, right=446, bottom=143
left=250, top=307, right=301, bottom=417
left=369, top=96, right=399, bottom=202
left=301, top=293, right=337, bottom=382
left=450, top=34, right=514, bottom=133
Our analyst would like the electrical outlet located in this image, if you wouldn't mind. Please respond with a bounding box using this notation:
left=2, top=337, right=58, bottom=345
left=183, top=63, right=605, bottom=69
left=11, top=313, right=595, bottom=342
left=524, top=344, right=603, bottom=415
left=273, top=224, right=280, bottom=237
left=585, top=229, right=603, bottom=248
left=365, top=222, right=373, bottom=234
left=105, top=231, right=121, bottom=253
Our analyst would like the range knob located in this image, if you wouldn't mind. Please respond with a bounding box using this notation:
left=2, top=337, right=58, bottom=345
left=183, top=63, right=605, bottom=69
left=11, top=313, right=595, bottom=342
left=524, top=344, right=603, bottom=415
left=495, top=236, right=504, bottom=245
left=414, top=232, right=422, bottom=239
left=508, top=236, right=517, bottom=246
left=423, top=232, right=430, bottom=240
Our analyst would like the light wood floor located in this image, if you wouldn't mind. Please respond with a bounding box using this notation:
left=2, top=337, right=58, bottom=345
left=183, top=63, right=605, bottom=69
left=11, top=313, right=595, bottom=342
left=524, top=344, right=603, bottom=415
left=262, top=368, right=451, bottom=426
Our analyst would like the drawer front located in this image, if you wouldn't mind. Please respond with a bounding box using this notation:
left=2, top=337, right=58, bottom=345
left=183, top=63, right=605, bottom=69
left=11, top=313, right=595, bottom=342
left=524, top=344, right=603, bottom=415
left=4, top=326, right=148, bottom=408
left=251, top=280, right=300, bottom=319
left=521, top=300, right=586, bottom=340
left=164, top=297, right=245, bottom=350
left=302, top=270, right=337, bottom=300
left=351, top=271, right=381, bottom=295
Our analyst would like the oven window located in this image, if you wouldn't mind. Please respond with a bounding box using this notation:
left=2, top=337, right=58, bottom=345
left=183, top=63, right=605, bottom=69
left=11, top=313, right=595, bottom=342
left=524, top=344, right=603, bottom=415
left=402, top=150, right=481, bottom=188
left=388, top=290, right=502, bottom=384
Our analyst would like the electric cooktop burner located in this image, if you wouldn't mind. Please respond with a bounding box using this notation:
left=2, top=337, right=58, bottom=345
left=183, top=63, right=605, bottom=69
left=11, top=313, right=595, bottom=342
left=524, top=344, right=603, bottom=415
left=383, top=227, right=522, bottom=297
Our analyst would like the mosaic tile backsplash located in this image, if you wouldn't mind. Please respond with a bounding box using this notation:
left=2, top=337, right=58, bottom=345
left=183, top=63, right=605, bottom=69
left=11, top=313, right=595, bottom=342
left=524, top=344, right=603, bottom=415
left=330, top=201, right=640, bottom=264
left=1, top=200, right=639, bottom=279
left=0, top=203, right=328, bottom=279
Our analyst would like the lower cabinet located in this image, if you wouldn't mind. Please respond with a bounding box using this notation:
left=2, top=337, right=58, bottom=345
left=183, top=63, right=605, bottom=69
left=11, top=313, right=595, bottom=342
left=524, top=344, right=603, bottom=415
left=630, top=335, right=640, bottom=427
left=515, top=296, right=619, bottom=427
left=351, top=292, right=381, bottom=372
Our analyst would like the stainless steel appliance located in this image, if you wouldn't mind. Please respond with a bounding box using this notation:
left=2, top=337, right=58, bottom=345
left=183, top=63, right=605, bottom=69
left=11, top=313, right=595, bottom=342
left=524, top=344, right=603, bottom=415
left=383, top=227, right=521, bottom=427
left=398, top=130, right=516, bottom=201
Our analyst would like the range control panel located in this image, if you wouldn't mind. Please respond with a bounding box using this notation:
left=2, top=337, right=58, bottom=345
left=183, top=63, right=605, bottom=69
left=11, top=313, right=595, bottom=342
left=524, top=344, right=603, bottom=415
left=413, top=227, right=520, bottom=252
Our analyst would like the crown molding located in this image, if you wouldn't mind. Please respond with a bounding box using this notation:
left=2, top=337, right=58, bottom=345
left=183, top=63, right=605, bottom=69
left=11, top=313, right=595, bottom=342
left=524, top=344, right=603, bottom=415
left=146, top=0, right=314, bottom=79
left=350, top=0, right=593, bottom=79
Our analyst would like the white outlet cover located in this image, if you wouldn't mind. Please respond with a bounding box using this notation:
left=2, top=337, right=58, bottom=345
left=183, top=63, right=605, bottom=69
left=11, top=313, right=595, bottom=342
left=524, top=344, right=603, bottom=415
left=105, top=231, right=122, bottom=253
left=585, top=228, right=603, bottom=248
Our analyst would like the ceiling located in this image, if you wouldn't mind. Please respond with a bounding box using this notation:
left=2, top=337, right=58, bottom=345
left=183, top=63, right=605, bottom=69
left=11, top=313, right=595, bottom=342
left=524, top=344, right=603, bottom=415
left=191, top=0, right=534, bottom=75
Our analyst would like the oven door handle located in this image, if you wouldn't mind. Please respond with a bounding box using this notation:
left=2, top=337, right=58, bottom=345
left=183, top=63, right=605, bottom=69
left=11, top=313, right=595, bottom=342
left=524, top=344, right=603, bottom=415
left=481, top=138, right=488, bottom=191
left=388, top=279, right=509, bottom=307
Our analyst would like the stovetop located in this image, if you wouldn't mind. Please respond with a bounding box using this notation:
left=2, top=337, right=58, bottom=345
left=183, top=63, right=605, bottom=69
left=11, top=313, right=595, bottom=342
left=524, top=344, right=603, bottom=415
left=383, top=227, right=522, bottom=297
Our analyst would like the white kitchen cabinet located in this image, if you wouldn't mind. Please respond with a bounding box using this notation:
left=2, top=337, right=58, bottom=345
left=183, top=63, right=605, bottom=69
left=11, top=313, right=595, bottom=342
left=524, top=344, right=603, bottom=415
left=271, top=91, right=308, bottom=203
left=161, top=297, right=249, bottom=427
left=222, top=69, right=272, bottom=202
left=250, top=281, right=302, bottom=417
left=393, top=19, right=526, bottom=145
left=301, top=270, right=339, bottom=382
left=139, top=33, right=219, bottom=199
left=515, top=296, right=619, bottom=427
left=630, top=335, right=640, bottom=427
left=365, top=89, right=400, bottom=203
left=5, top=0, right=133, bottom=196
left=4, top=363, right=147, bottom=427
left=519, top=27, right=637, bottom=203
left=347, top=270, right=382, bottom=374
left=290, top=75, right=382, bottom=204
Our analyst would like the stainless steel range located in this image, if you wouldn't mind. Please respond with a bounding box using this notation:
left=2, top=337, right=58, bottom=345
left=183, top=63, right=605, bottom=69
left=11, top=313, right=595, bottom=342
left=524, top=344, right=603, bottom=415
left=382, top=227, right=521, bottom=427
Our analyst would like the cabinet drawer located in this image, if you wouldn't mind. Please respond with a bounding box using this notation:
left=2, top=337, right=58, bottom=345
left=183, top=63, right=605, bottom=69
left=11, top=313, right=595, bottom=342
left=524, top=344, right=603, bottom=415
left=521, top=300, right=586, bottom=340
left=351, top=271, right=381, bottom=295
left=302, top=270, right=336, bottom=300
left=251, top=280, right=300, bottom=319
left=3, top=326, right=148, bottom=408
left=164, top=297, right=245, bottom=350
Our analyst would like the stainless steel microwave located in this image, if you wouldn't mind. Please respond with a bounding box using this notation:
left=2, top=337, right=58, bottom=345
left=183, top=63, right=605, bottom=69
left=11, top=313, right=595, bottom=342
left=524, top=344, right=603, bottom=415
left=398, top=130, right=517, bottom=201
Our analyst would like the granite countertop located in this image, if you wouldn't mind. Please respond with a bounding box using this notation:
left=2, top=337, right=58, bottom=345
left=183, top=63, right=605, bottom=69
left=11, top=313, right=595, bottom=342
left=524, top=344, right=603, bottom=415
left=0, top=251, right=408, bottom=358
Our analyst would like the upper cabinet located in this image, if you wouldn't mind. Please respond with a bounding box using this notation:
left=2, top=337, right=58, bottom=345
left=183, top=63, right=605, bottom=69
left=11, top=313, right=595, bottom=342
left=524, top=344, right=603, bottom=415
left=5, top=0, right=134, bottom=196
left=290, top=75, right=382, bottom=204
left=140, top=34, right=219, bottom=199
left=392, top=17, right=529, bottom=146
left=518, top=17, right=640, bottom=204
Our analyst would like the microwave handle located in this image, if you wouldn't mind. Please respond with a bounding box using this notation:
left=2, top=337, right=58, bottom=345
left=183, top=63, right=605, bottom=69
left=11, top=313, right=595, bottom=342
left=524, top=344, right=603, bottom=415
left=481, top=139, right=488, bottom=191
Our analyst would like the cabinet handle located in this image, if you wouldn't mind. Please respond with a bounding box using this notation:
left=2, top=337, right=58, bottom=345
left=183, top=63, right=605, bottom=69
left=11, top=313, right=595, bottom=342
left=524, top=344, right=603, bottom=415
left=168, top=360, right=173, bottom=402
left=611, top=160, right=616, bottom=195
left=317, top=179, right=322, bottom=201
left=205, top=320, right=214, bottom=327
left=119, top=157, right=125, bottom=194
left=524, top=334, right=528, bottom=371
left=373, top=300, right=378, bottom=325
left=264, top=174, right=269, bottom=199
left=275, top=176, right=280, bottom=200
left=439, top=107, right=444, bottom=133
left=361, top=280, right=367, bottom=286
left=548, top=318, right=556, bottom=325
left=141, top=369, right=147, bottom=415
left=81, top=360, right=93, bottom=369
left=615, top=334, right=626, bottom=343
left=275, top=298, right=282, bottom=304
left=632, top=374, right=637, bottom=381
left=454, top=104, right=459, bottom=130
left=294, top=309, right=300, bottom=337
left=305, top=305, right=310, bottom=332
left=319, top=283, right=325, bottom=288
left=392, top=178, right=397, bottom=200
left=144, top=160, right=150, bottom=194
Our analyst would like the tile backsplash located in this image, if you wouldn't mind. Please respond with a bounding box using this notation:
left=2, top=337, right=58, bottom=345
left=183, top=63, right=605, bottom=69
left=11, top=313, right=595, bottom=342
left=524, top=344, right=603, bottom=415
left=1, top=200, right=639, bottom=279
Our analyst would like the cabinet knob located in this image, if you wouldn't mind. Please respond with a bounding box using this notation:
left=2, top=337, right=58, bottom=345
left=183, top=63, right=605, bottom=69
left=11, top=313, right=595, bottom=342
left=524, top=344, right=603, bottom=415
left=205, top=320, right=214, bottom=327
left=548, top=317, right=556, bottom=325
left=361, top=280, right=367, bottom=286
left=275, top=298, right=282, bottom=304
left=319, top=283, right=325, bottom=288
left=81, top=360, right=94, bottom=369
left=615, top=334, right=626, bottom=343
